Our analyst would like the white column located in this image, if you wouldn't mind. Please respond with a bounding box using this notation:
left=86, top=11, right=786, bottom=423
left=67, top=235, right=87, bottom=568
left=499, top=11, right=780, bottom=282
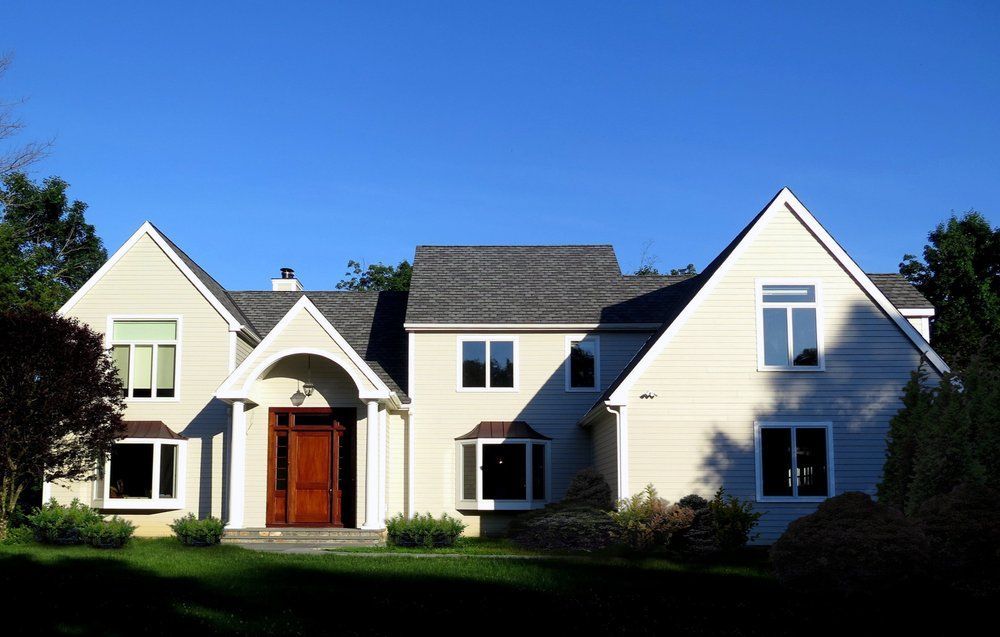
left=378, top=407, right=387, bottom=521
left=362, top=400, right=382, bottom=529
left=228, top=400, right=247, bottom=529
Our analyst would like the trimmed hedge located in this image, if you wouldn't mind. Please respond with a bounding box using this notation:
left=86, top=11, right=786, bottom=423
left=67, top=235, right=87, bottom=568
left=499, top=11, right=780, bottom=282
left=82, top=517, right=135, bottom=549
left=386, top=513, right=465, bottom=548
left=170, top=514, right=226, bottom=547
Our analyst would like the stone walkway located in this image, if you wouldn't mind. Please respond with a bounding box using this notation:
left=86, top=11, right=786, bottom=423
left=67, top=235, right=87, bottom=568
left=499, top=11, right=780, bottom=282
left=235, top=544, right=562, bottom=558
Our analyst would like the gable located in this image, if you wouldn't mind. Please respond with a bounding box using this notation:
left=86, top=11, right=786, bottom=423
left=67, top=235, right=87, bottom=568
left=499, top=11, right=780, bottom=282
left=598, top=188, right=948, bottom=410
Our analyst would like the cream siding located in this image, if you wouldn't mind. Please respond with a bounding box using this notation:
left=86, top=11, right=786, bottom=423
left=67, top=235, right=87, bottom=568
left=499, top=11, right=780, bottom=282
left=624, top=207, right=935, bottom=542
left=235, top=335, right=255, bottom=367
left=410, top=330, right=650, bottom=534
left=56, top=233, right=232, bottom=535
left=590, top=412, right=619, bottom=498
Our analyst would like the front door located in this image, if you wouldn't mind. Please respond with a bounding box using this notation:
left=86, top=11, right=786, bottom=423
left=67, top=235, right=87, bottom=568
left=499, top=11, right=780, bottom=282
left=267, top=408, right=356, bottom=527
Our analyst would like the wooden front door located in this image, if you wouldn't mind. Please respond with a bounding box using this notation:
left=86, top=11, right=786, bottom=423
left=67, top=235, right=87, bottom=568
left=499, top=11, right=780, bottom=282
left=267, top=408, right=356, bottom=527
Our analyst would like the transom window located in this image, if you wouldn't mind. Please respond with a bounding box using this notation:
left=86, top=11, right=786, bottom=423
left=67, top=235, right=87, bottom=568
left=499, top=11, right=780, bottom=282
left=109, top=319, right=179, bottom=399
left=755, top=423, right=833, bottom=501
left=566, top=335, right=600, bottom=391
left=456, top=439, right=550, bottom=510
left=458, top=337, right=516, bottom=390
left=94, top=438, right=187, bottom=510
left=757, top=281, right=823, bottom=370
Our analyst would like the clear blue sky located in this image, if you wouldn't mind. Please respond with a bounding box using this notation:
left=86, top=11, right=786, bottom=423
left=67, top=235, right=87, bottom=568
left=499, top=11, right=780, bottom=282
left=4, top=1, right=998, bottom=290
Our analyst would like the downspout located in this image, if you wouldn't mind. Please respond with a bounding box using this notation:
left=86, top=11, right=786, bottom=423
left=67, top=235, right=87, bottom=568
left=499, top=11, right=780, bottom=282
left=605, top=404, right=630, bottom=501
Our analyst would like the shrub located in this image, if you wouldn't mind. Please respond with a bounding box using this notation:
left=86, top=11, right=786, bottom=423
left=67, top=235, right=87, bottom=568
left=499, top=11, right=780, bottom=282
left=170, top=514, right=226, bottom=547
left=771, top=492, right=930, bottom=596
left=563, top=468, right=615, bottom=510
left=28, top=499, right=104, bottom=545
left=913, top=484, right=1000, bottom=591
left=510, top=505, right=617, bottom=551
left=609, top=485, right=694, bottom=551
left=708, top=488, right=762, bottom=552
left=386, top=513, right=465, bottom=548
left=0, top=525, right=35, bottom=545
left=81, top=516, right=135, bottom=549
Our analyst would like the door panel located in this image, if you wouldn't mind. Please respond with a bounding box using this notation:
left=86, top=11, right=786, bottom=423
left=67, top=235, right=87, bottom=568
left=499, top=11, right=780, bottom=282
left=289, top=431, right=332, bottom=524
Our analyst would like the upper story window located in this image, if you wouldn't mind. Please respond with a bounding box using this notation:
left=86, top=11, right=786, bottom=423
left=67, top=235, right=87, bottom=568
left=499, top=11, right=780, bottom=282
left=109, top=318, right=180, bottom=400
left=458, top=337, right=517, bottom=391
left=565, top=335, right=600, bottom=391
left=756, top=280, right=824, bottom=371
left=755, top=422, right=833, bottom=502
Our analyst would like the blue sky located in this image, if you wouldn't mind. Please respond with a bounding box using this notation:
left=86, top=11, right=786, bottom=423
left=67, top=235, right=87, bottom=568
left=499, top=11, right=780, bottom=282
left=4, top=2, right=998, bottom=290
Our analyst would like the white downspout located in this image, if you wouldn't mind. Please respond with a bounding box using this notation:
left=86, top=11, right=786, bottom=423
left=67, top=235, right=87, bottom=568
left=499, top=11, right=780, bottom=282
left=605, top=404, right=630, bottom=501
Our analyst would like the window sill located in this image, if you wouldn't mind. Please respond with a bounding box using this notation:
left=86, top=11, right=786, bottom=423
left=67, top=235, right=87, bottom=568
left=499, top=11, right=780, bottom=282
left=124, top=397, right=182, bottom=404
left=756, top=366, right=825, bottom=373
left=94, top=498, right=184, bottom=511
left=455, top=387, right=519, bottom=393
left=565, top=386, right=600, bottom=393
left=456, top=500, right=548, bottom=511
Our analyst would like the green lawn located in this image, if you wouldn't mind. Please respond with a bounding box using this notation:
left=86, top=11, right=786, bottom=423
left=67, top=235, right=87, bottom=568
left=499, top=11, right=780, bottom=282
left=0, top=538, right=986, bottom=635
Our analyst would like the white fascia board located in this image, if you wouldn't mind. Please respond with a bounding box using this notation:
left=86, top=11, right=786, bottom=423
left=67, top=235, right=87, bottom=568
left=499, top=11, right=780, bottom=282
left=215, top=295, right=392, bottom=400
left=606, top=188, right=949, bottom=405
left=59, top=221, right=248, bottom=334
left=899, top=308, right=935, bottom=318
left=404, top=323, right=661, bottom=332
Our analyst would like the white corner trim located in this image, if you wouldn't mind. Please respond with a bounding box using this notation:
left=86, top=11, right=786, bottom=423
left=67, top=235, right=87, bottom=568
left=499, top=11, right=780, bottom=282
left=606, top=188, right=949, bottom=404
left=215, top=295, right=391, bottom=400
left=58, top=222, right=249, bottom=334
left=565, top=334, right=601, bottom=392
left=899, top=308, right=935, bottom=318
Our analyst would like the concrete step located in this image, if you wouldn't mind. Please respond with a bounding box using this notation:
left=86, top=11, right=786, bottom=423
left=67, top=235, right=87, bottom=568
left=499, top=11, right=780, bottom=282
left=222, top=527, right=384, bottom=547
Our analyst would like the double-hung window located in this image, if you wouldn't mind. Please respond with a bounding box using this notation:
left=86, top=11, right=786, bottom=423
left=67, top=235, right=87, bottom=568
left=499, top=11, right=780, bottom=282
left=757, top=280, right=823, bottom=370
left=755, top=423, right=833, bottom=501
left=565, top=335, right=600, bottom=391
left=458, top=337, right=517, bottom=391
left=109, top=318, right=180, bottom=399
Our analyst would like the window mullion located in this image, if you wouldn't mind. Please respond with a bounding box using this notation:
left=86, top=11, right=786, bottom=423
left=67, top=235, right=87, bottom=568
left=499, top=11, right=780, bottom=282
left=785, top=306, right=794, bottom=366
left=484, top=341, right=491, bottom=389
left=790, top=427, right=799, bottom=497
left=151, top=344, right=158, bottom=398
left=127, top=344, right=136, bottom=398
left=476, top=441, right=483, bottom=504
left=151, top=441, right=162, bottom=501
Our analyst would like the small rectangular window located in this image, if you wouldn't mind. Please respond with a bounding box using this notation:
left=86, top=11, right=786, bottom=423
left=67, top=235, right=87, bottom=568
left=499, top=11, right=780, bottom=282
left=759, top=283, right=822, bottom=370
left=459, top=339, right=516, bottom=390
left=757, top=424, right=832, bottom=499
left=567, top=337, right=599, bottom=390
left=461, top=444, right=477, bottom=500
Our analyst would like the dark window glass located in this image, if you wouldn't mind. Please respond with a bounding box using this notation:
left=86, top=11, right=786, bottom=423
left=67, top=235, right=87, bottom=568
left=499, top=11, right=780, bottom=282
left=490, top=341, right=514, bottom=388
left=295, top=413, right=334, bottom=426
left=762, top=285, right=815, bottom=303
left=462, top=444, right=477, bottom=500
left=275, top=433, right=288, bottom=491
left=462, top=341, right=487, bottom=388
left=159, top=445, right=177, bottom=498
left=570, top=340, right=597, bottom=388
left=760, top=428, right=792, bottom=497
left=792, top=308, right=819, bottom=366
left=276, top=413, right=290, bottom=426
left=482, top=444, right=526, bottom=500
left=762, top=308, right=789, bottom=367
left=796, top=428, right=828, bottom=496
left=109, top=444, right=153, bottom=499
left=532, top=444, right=546, bottom=500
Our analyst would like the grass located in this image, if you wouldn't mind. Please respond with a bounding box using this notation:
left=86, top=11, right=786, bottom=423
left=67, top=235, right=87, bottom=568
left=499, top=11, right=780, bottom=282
left=0, top=538, right=990, bottom=635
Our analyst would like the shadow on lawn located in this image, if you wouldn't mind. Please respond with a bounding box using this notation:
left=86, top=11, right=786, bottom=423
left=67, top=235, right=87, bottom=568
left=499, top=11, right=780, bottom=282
left=0, top=543, right=986, bottom=636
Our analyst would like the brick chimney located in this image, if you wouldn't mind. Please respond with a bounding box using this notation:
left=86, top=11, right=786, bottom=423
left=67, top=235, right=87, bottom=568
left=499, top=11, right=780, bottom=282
left=271, top=267, right=303, bottom=291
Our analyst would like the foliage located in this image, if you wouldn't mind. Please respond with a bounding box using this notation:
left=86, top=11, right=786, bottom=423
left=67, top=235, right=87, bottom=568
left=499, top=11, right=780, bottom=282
left=707, top=488, right=762, bottom=552
left=0, top=525, right=34, bottom=545
left=0, top=172, right=106, bottom=311
left=28, top=499, right=104, bottom=545
left=386, top=513, right=466, bottom=548
left=878, top=344, right=1000, bottom=514
left=563, top=467, right=615, bottom=510
left=900, top=211, right=1000, bottom=370
left=170, top=514, right=226, bottom=547
left=0, top=54, right=50, bottom=176
left=912, top=484, right=1000, bottom=592
left=509, top=505, right=617, bottom=551
left=632, top=240, right=698, bottom=277
left=669, top=264, right=697, bottom=276
left=81, top=516, right=135, bottom=549
left=335, top=259, right=412, bottom=291
left=770, top=492, right=930, bottom=596
left=609, top=485, right=695, bottom=551
left=0, top=310, right=125, bottom=537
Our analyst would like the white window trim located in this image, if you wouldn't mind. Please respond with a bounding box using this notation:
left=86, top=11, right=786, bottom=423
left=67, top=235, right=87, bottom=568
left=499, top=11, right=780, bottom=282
left=106, top=314, right=183, bottom=402
left=455, top=335, right=519, bottom=392
left=565, top=334, right=601, bottom=392
left=754, top=421, right=835, bottom=503
left=455, top=438, right=550, bottom=511
left=755, top=278, right=825, bottom=372
left=94, top=438, right=188, bottom=510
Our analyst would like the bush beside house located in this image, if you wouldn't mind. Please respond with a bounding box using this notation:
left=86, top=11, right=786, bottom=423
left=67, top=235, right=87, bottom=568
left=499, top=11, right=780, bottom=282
left=386, top=513, right=465, bottom=548
left=170, top=514, right=226, bottom=546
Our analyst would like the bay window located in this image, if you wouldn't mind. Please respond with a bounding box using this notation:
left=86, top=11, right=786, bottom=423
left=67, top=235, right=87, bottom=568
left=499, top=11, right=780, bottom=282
left=756, top=281, right=823, bottom=370
left=109, top=317, right=180, bottom=399
left=93, top=421, right=187, bottom=510
left=455, top=421, right=551, bottom=510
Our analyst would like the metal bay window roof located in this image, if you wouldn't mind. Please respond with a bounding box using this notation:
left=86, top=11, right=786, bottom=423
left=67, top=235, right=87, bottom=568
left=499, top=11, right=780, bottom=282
left=455, top=421, right=552, bottom=441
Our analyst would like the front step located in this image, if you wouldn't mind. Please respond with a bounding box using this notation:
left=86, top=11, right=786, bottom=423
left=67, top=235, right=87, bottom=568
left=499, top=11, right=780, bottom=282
left=222, top=527, right=384, bottom=547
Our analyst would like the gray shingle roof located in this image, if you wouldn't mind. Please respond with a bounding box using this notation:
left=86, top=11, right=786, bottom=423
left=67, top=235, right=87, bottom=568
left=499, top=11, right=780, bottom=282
left=867, top=274, right=933, bottom=310
left=228, top=291, right=409, bottom=401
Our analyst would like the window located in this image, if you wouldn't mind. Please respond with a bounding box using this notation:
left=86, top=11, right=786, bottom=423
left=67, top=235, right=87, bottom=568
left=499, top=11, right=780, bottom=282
left=109, top=318, right=180, bottom=399
left=757, top=281, right=823, bottom=370
left=458, top=337, right=516, bottom=390
left=456, top=439, right=550, bottom=510
left=566, top=335, right=600, bottom=391
left=755, top=423, right=833, bottom=501
left=96, top=439, right=186, bottom=510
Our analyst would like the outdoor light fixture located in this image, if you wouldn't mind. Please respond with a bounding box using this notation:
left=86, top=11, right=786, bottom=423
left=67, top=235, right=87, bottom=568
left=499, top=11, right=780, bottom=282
left=290, top=387, right=306, bottom=407
left=302, top=355, right=315, bottom=397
